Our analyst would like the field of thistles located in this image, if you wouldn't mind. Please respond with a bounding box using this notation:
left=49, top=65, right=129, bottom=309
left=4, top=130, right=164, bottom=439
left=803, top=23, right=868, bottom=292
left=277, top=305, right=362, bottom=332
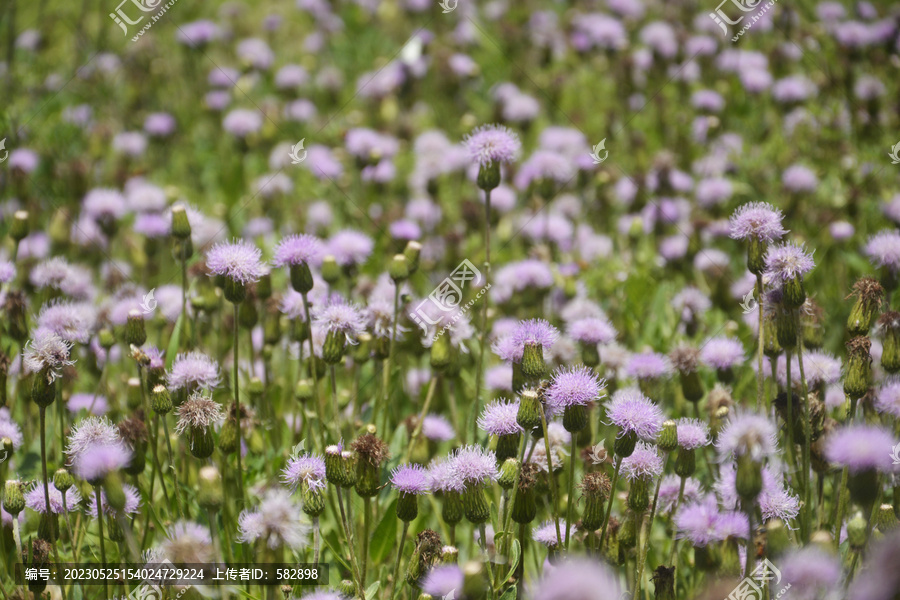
left=3, top=0, right=900, bottom=599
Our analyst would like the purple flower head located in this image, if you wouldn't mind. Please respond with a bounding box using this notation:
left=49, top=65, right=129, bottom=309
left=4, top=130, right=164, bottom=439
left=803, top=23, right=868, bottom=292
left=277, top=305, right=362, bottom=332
left=37, top=300, right=97, bottom=344
left=272, top=234, right=324, bottom=268
left=73, top=441, right=132, bottom=482
left=876, top=380, right=900, bottom=418
left=605, top=388, right=664, bottom=441
left=531, top=519, right=574, bottom=548
left=625, top=351, right=671, bottom=380
left=159, top=520, right=215, bottom=564
left=546, top=365, right=605, bottom=410
left=530, top=558, right=620, bottom=600
left=658, top=475, right=701, bottom=514
left=66, top=417, right=121, bottom=463
left=716, top=411, right=779, bottom=461
left=282, top=453, right=327, bottom=492
left=68, top=393, right=108, bottom=416
left=23, top=330, right=75, bottom=381
left=566, top=317, right=617, bottom=345
left=865, top=230, right=900, bottom=273
left=327, top=230, right=374, bottom=267
left=389, top=219, right=421, bottom=241
left=849, top=529, right=900, bottom=600
left=764, top=242, right=815, bottom=281
left=237, top=489, right=310, bottom=551
left=824, top=424, right=897, bottom=474
left=390, top=464, right=430, bottom=495
left=144, top=112, right=176, bottom=137
left=422, top=565, right=464, bottom=598
left=492, top=319, right=559, bottom=363
left=422, top=415, right=455, bottom=442
left=478, top=399, right=523, bottom=436
left=223, top=109, right=264, bottom=137
left=676, top=418, right=710, bottom=450
left=0, top=260, right=15, bottom=283
left=168, top=351, right=220, bottom=391
left=463, top=124, right=521, bottom=166
left=26, top=482, right=82, bottom=514
left=514, top=150, right=575, bottom=189
left=728, top=202, right=787, bottom=243
left=780, top=547, right=842, bottom=600
left=700, top=337, right=746, bottom=370
left=206, top=239, right=266, bottom=284
left=313, top=296, right=366, bottom=339
left=0, top=418, right=24, bottom=450
left=674, top=494, right=748, bottom=546
left=782, top=164, right=818, bottom=192
left=427, top=458, right=465, bottom=493
left=449, top=445, right=499, bottom=487
left=87, top=484, right=141, bottom=518
left=620, top=441, right=664, bottom=481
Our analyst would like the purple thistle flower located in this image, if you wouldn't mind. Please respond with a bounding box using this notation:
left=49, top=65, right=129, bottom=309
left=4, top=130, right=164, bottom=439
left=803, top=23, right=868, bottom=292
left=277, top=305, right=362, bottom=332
left=478, top=399, right=523, bottom=436
left=530, top=558, right=620, bottom=600
left=0, top=261, right=16, bottom=283
left=491, top=319, right=559, bottom=363
left=658, top=475, right=701, bottom=514
left=848, top=530, right=900, bottom=600
left=158, top=520, right=215, bottom=564
left=72, top=442, right=132, bottom=482
left=865, top=229, right=900, bottom=273
left=625, top=351, right=671, bottom=380
left=206, top=239, right=266, bottom=284
left=67, top=393, right=108, bottom=416
left=675, top=418, right=710, bottom=450
left=282, top=453, right=327, bottom=491
left=25, top=482, right=82, bottom=514
left=545, top=365, right=605, bottom=410
left=427, top=458, right=465, bottom=493
left=566, top=317, right=617, bottom=345
left=674, top=494, right=748, bottom=546
left=605, top=388, right=665, bottom=441
left=87, top=484, right=141, bottom=518
left=728, top=202, right=787, bottom=243
left=37, top=300, right=97, bottom=344
left=222, top=109, right=263, bottom=137
left=531, top=519, right=575, bottom=548
left=390, top=464, right=430, bottom=495
left=449, top=445, right=499, bottom=487
left=463, top=124, right=521, bottom=166
left=422, top=414, right=456, bottom=442
left=876, top=380, right=900, bottom=418
left=298, top=593, right=346, bottom=600
left=237, top=489, right=310, bottom=551
left=782, top=164, right=818, bottom=192
left=66, top=416, right=121, bottom=463
left=716, top=411, right=779, bottom=461
left=764, top=242, right=815, bottom=281
left=23, top=329, right=75, bottom=381
left=168, top=351, right=220, bottom=391
left=780, top=547, right=842, bottom=600
left=513, top=150, right=575, bottom=189
left=327, top=230, right=374, bottom=267
left=824, top=424, right=897, bottom=474
left=312, top=296, right=366, bottom=338
left=620, top=441, right=664, bottom=481
left=700, top=337, right=746, bottom=370
left=0, top=417, right=23, bottom=450
left=422, top=565, right=464, bottom=598
left=272, top=234, right=324, bottom=268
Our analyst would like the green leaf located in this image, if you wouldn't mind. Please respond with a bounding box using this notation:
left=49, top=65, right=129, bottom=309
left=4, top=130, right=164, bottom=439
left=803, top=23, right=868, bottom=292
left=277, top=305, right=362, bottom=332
left=501, top=539, right=520, bottom=588
left=165, top=313, right=184, bottom=370
left=364, top=581, right=380, bottom=600
left=320, top=535, right=352, bottom=573
left=370, top=498, right=399, bottom=563
left=498, top=586, right=517, bottom=600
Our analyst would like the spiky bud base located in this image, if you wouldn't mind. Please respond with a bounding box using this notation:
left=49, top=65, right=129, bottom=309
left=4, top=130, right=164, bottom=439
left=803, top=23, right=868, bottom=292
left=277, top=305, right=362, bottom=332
left=32, top=371, right=56, bottom=408
left=397, top=492, right=419, bottom=522
left=302, top=486, right=326, bottom=517
left=477, top=161, right=501, bottom=192
left=848, top=469, right=879, bottom=508
left=189, top=427, right=216, bottom=459
left=674, top=447, right=696, bottom=478
left=581, top=496, right=605, bottom=532
left=224, top=278, right=247, bottom=304
left=521, top=343, right=545, bottom=380
left=782, top=277, right=806, bottom=309
left=290, top=262, right=314, bottom=294
left=658, top=421, right=678, bottom=453
left=322, top=330, right=347, bottom=365
left=627, top=478, right=650, bottom=513
left=464, top=486, right=490, bottom=524
left=562, top=404, right=588, bottom=433
left=511, top=488, right=536, bottom=524
left=496, top=433, right=520, bottom=463
left=516, top=390, right=542, bottom=431
left=736, top=454, right=763, bottom=503
left=614, top=431, right=638, bottom=459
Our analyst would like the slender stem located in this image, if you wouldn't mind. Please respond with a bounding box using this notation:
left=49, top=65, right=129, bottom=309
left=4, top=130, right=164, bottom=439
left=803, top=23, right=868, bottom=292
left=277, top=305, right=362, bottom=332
left=336, top=488, right=363, bottom=597
left=39, top=407, right=56, bottom=561
left=795, top=322, right=812, bottom=543
left=12, top=518, right=22, bottom=564
left=380, top=285, right=402, bottom=436
left=116, top=513, right=141, bottom=561
left=403, top=375, right=439, bottom=463
left=301, top=292, right=325, bottom=452
left=744, top=502, right=755, bottom=578
left=389, top=521, right=410, bottom=600
left=62, top=493, right=76, bottom=560
left=361, top=498, right=371, bottom=587
left=634, top=472, right=664, bottom=600
left=565, top=434, right=577, bottom=550
left=756, top=274, right=765, bottom=411
left=833, top=396, right=858, bottom=549
left=233, top=303, right=245, bottom=511
left=500, top=433, right=528, bottom=561
left=162, top=417, right=184, bottom=519
left=472, top=188, right=493, bottom=444
left=598, top=456, right=622, bottom=553
left=329, top=365, right=342, bottom=439
left=539, top=404, right=562, bottom=545
left=667, top=476, right=687, bottom=563
left=478, top=523, right=496, bottom=600
left=785, top=349, right=796, bottom=469
left=95, top=487, right=109, bottom=600
left=313, top=516, right=320, bottom=564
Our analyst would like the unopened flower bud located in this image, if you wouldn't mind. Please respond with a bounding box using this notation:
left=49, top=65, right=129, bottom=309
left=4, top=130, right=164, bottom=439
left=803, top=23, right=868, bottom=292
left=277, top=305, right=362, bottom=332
left=843, top=336, right=872, bottom=401
left=477, top=161, right=501, bottom=192
left=627, top=478, right=650, bottom=513
left=10, top=210, right=29, bottom=242
left=397, top=491, right=419, bottom=522
left=321, top=255, right=341, bottom=285
left=322, top=330, right=346, bottom=364
left=521, top=342, right=545, bottom=379
left=562, top=405, right=588, bottom=433
left=301, top=485, right=327, bottom=517
left=404, top=241, right=422, bottom=275
left=125, top=310, right=147, bottom=346
left=875, top=503, right=898, bottom=532
left=847, top=515, right=867, bottom=550
left=171, top=205, right=192, bottom=239
left=151, top=384, right=173, bottom=415
left=580, top=472, right=611, bottom=531
left=189, top=426, right=216, bottom=459
left=736, top=453, right=763, bottom=502
left=53, top=469, right=74, bottom=493
left=847, top=278, right=883, bottom=336
left=658, top=420, right=678, bottom=453
left=880, top=312, right=900, bottom=374
left=389, top=254, right=410, bottom=283
left=198, top=465, right=223, bottom=511
left=614, top=430, right=638, bottom=458
left=3, top=480, right=25, bottom=515
left=463, top=486, right=490, bottom=524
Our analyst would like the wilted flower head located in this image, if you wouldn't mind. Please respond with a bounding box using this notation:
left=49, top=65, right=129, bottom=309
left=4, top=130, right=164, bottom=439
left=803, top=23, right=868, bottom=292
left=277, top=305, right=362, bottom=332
left=463, top=124, right=521, bottom=166
left=23, top=330, right=75, bottom=381
left=206, top=239, right=266, bottom=284
left=764, top=242, right=815, bottom=281
left=168, top=351, right=220, bottom=391
left=545, top=365, right=605, bottom=410
left=824, top=424, right=897, bottom=474
left=620, top=441, right=664, bottom=480
left=174, top=392, right=224, bottom=434
left=728, top=202, right=787, bottom=243
left=449, top=445, right=499, bottom=487
left=282, top=453, right=327, bottom=491
left=605, top=388, right=664, bottom=441
left=529, top=557, right=620, bottom=600
left=272, top=234, right=323, bottom=267
left=238, top=489, right=310, bottom=551
left=390, top=464, right=430, bottom=495
left=716, top=411, right=779, bottom=461
left=478, top=399, right=523, bottom=436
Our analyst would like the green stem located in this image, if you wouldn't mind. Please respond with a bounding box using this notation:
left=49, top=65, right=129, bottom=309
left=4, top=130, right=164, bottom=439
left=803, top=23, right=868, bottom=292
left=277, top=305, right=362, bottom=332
left=471, top=188, right=493, bottom=444
left=336, top=488, right=363, bottom=597
left=478, top=523, right=496, bottom=600
left=389, top=521, right=410, bottom=600
left=756, top=274, right=765, bottom=411
left=39, top=407, right=55, bottom=560
left=301, top=292, right=325, bottom=452
left=233, top=303, right=245, bottom=511
left=162, top=417, right=184, bottom=519
left=634, top=471, right=664, bottom=600
left=329, top=365, right=342, bottom=439
left=667, top=476, right=687, bottom=564
left=794, top=322, right=812, bottom=543
left=95, top=487, right=109, bottom=600
left=598, top=456, right=622, bottom=553
left=379, top=285, right=402, bottom=436
left=361, top=498, right=371, bottom=587
left=539, top=404, right=562, bottom=546
left=403, top=374, right=439, bottom=463
left=565, top=434, right=577, bottom=550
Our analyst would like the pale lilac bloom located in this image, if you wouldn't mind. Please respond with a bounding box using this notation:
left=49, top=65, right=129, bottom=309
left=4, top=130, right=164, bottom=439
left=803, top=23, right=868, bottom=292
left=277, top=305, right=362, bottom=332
left=87, top=484, right=141, bottom=518
left=700, top=337, right=746, bottom=370
left=626, top=351, right=671, bottom=380
left=782, top=164, right=819, bottom=192
left=206, top=239, right=266, bottom=284
left=68, top=394, right=108, bottom=415
left=237, top=489, right=310, bottom=550
left=168, top=351, right=220, bottom=391
left=606, top=388, right=664, bottom=441
left=621, top=442, right=664, bottom=480
left=26, top=482, right=82, bottom=514
left=463, top=124, right=521, bottom=166
left=222, top=109, right=264, bottom=137
left=824, top=424, right=897, bottom=473
left=327, top=230, right=373, bottom=267
left=865, top=230, right=900, bottom=273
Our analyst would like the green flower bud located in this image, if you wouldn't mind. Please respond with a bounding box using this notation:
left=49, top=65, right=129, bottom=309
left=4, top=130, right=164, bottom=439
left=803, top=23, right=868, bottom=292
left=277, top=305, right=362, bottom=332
left=223, top=278, right=247, bottom=304
left=512, top=362, right=526, bottom=395
left=461, top=561, right=487, bottom=600
left=658, top=420, right=678, bottom=453
left=99, top=328, right=116, bottom=350
left=355, top=460, right=381, bottom=498
left=847, top=278, right=884, bottom=336
left=511, top=483, right=536, bottom=525
left=295, top=378, right=314, bottom=404
left=189, top=427, right=216, bottom=459
left=404, top=241, right=422, bottom=276
left=875, top=503, right=898, bottom=532
left=516, top=389, right=542, bottom=431
left=441, top=490, right=464, bottom=526
left=765, top=518, right=790, bottom=557
left=301, top=485, right=327, bottom=517
left=562, top=404, right=589, bottom=433
left=521, top=342, right=545, bottom=379
left=477, top=161, right=501, bottom=192
left=151, top=384, right=173, bottom=415
left=775, top=307, right=797, bottom=350
left=463, top=486, right=490, bottom=524
left=762, top=314, right=782, bottom=359
left=430, top=332, right=452, bottom=372
left=337, top=581, right=356, bottom=597
left=103, top=471, right=127, bottom=511
left=197, top=465, right=223, bottom=511
left=389, top=254, right=410, bottom=283
left=782, top=276, right=806, bottom=309
left=847, top=469, right=879, bottom=509
left=321, top=255, right=341, bottom=285
left=37, top=513, right=59, bottom=543
left=322, top=330, right=346, bottom=364
left=125, top=310, right=147, bottom=346
left=736, top=453, right=763, bottom=503
left=352, top=332, right=373, bottom=364
left=619, top=512, right=638, bottom=550
left=847, top=515, right=867, bottom=550
left=580, top=342, right=600, bottom=368
left=10, top=210, right=29, bottom=242
left=3, top=480, right=25, bottom=515
left=218, top=415, right=239, bottom=455
left=627, top=478, right=650, bottom=513
left=31, top=370, right=56, bottom=408
left=747, top=238, right=766, bottom=276
left=441, top=546, right=459, bottom=564
left=53, top=469, right=74, bottom=493
left=171, top=206, right=192, bottom=239
left=498, top=458, right=519, bottom=490
left=843, top=336, right=872, bottom=401
left=614, top=430, right=638, bottom=458
left=580, top=472, right=611, bottom=532
left=495, top=433, right=520, bottom=463
left=397, top=492, right=419, bottom=522
left=674, top=447, right=696, bottom=478
left=880, top=312, right=900, bottom=374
